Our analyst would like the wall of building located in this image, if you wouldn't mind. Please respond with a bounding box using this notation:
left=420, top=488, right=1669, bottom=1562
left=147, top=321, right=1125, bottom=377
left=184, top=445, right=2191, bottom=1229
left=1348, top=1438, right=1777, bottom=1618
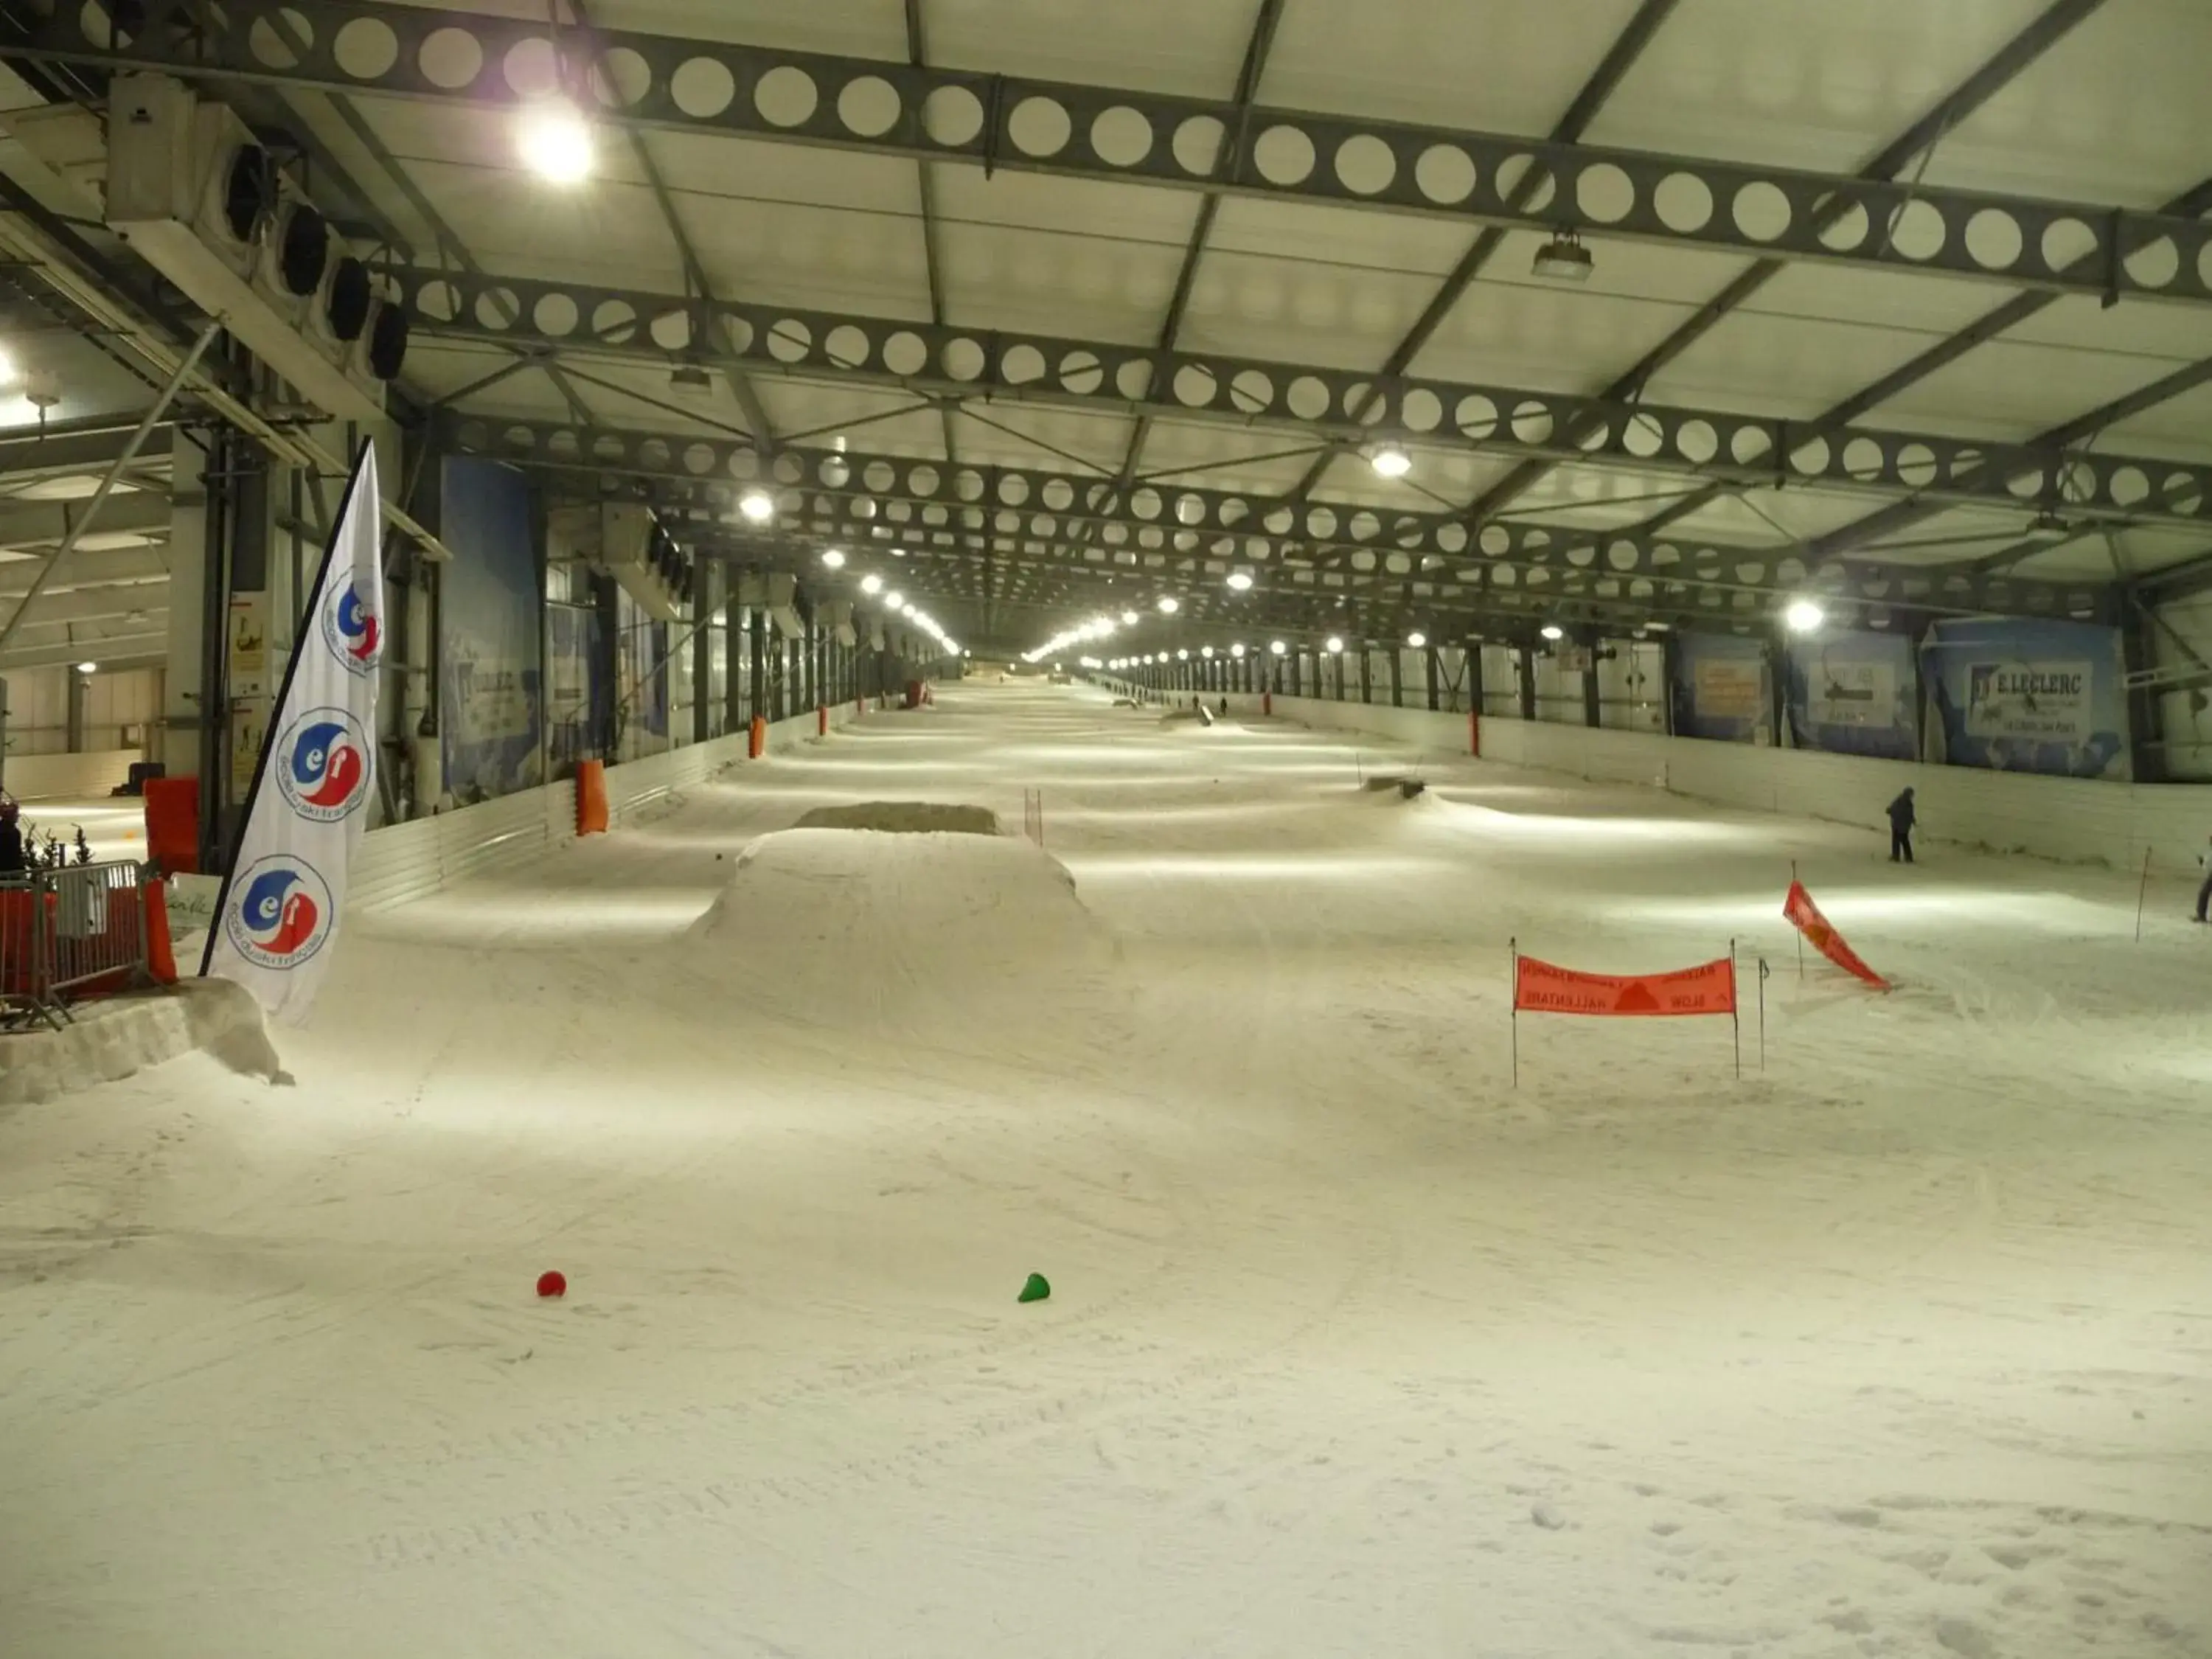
left=3, top=665, right=161, bottom=759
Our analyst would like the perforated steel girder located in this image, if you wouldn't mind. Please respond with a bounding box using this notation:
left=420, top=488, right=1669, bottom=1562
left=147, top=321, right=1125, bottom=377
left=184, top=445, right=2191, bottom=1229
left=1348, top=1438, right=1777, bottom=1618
left=440, top=414, right=2118, bottom=627
left=398, top=271, right=2212, bottom=529
left=12, top=0, right=2212, bottom=305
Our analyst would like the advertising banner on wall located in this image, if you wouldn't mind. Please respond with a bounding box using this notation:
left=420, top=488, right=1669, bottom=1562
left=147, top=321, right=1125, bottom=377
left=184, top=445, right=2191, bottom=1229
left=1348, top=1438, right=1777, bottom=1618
left=1673, top=633, right=1768, bottom=742
left=438, top=458, right=544, bottom=806
left=546, top=602, right=598, bottom=770
left=1921, top=617, right=2129, bottom=779
left=1786, top=629, right=1918, bottom=761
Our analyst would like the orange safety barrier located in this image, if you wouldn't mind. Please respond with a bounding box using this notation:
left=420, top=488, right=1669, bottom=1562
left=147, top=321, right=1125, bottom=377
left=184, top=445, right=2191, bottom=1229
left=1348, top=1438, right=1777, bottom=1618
left=145, top=879, right=177, bottom=984
left=1514, top=954, right=1737, bottom=1018
left=1511, top=945, right=1753, bottom=1084
left=748, top=715, right=768, bottom=758
left=575, top=759, right=609, bottom=837
left=1783, top=880, right=1889, bottom=990
left=143, top=775, right=200, bottom=874
left=817, top=705, right=827, bottom=737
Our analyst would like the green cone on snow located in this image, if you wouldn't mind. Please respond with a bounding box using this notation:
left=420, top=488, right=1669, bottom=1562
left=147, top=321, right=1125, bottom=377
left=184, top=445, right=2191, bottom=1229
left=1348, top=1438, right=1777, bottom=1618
left=1018, top=1272, right=1051, bottom=1304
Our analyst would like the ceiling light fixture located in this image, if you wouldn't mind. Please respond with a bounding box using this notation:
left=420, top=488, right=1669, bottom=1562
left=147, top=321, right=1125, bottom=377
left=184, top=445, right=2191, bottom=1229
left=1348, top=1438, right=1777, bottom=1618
left=1325, top=636, right=1345, bottom=653
left=1540, top=624, right=1566, bottom=641
left=518, top=102, right=595, bottom=186
left=883, top=591, right=903, bottom=608
left=1225, top=571, right=1253, bottom=591
left=1269, top=640, right=1287, bottom=656
left=860, top=574, right=883, bottom=594
left=1369, top=445, right=1412, bottom=479
left=74, top=660, right=96, bottom=675
left=738, top=490, right=775, bottom=524
left=819, top=548, right=846, bottom=568
left=1156, top=596, right=1180, bottom=614
left=1532, top=228, right=1594, bottom=282
left=1407, top=631, right=1427, bottom=649
left=1784, top=598, right=1826, bottom=635
left=1121, top=610, right=1140, bottom=626
left=1231, top=643, right=1247, bottom=658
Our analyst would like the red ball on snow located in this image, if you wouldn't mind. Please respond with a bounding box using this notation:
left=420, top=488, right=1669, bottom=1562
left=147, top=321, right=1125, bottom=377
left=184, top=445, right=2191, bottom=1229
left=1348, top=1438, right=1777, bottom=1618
left=536, top=1270, right=567, bottom=1299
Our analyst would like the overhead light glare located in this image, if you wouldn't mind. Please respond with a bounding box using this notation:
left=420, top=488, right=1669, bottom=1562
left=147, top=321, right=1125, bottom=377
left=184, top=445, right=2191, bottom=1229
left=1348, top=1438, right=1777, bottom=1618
left=1407, top=631, right=1427, bottom=649
left=1784, top=598, right=1826, bottom=635
left=1156, top=596, right=1180, bottom=614
left=1540, top=624, right=1566, bottom=642
left=738, top=490, right=775, bottom=524
left=819, top=548, right=846, bottom=568
left=518, top=102, right=595, bottom=186
left=1225, top=571, right=1253, bottom=592
left=1369, top=445, right=1412, bottom=479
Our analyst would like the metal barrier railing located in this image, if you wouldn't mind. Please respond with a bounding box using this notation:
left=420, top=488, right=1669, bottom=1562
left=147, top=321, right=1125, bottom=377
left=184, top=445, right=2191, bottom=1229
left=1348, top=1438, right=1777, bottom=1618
left=0, top=860, right=153, bottom=1032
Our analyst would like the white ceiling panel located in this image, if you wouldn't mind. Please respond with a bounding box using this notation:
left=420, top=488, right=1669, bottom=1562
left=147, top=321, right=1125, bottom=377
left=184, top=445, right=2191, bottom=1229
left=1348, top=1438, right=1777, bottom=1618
left=640, top=127, right=925, bottom=218
left=1588, top=0, right=2057, bottom=172
left=947, top=404, right=1138, bottom=474
left=395, top=161, right=692, bottom=291
left=1178, top=249, right=1456, bottom=372
left=671, top=193, right=933, bottom=318
left=577, top=0, right=909, bottom=56
left=922, top=0, right=1256, bottom=96
left=1994, top=292, right=2212, bottom=367
left=1200, top=194, right=1475, bottom=282
left=753, top=382, right=945, bottom=454
left=933, top=198, right=1192, bottom=344
left=2101, top=378, right=2212, bottom=459
left=1873, top=341, right=2212, bottom=457
left=1262, top=0, right=1652, bottom=135
left=1921, top=0, right=2212, bottom=206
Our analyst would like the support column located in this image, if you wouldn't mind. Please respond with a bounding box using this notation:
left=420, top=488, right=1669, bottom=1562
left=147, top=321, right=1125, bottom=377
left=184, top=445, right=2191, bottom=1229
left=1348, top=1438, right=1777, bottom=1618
left=748, top=605, right=767, bottom=728
left=1425, top=646, right=1441, bottom=712
left=1583, top=636, right=1603, bottom=728
left=1359, top=644, right=1372, bottom=703
left=1388, top=647, right=1403, bottom=709
left=692, top=561, right=713, bottom=746
left=1517, top=647, right=1537, bottom=721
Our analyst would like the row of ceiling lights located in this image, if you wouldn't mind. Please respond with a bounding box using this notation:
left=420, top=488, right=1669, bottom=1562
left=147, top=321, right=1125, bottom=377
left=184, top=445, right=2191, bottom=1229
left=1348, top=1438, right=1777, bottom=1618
left=1087, top=597, right=1834, bottom=669
left=813, top=547, right=959, bottom=655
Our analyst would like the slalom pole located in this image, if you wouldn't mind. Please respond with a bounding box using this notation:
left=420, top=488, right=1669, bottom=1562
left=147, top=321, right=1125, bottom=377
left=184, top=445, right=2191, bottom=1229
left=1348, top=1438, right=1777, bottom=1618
left=1791, top=859, right=1804, bottom=981
left=1509, top=937, right=1519, bottom=1090
left=2134, top=846, right=2152, bottom=944
left=1730, top=937, right=1741, bottom=1080
left=1759, top=958, right=1770, bottom=1071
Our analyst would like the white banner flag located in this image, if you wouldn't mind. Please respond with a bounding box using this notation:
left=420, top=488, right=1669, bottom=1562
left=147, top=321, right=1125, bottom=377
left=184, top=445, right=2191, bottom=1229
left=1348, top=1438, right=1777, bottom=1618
left=202, top=445, right=384, bottom=1023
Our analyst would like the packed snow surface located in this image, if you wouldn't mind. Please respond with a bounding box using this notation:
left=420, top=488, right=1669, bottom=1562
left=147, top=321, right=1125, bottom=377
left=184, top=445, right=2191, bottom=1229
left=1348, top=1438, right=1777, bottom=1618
left=790, top=800, right=1002, bottom=835
left=4, top=681, right=2211, bottom=1658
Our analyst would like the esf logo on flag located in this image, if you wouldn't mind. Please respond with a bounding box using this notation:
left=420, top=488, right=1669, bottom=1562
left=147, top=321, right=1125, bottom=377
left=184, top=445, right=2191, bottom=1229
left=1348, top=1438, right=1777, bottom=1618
left=274, top=707, right=373, bottom=824
left=223, top=855, right=336, bottom=971
left=321, top=575, right=383, bottom=675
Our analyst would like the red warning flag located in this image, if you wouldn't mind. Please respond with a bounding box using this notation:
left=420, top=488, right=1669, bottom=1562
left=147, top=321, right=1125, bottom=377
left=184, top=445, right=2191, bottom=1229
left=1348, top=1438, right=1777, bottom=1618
left=1783, top=881, right=1890, bottom=990
left=1514, top=955, right=1737, bottom=1018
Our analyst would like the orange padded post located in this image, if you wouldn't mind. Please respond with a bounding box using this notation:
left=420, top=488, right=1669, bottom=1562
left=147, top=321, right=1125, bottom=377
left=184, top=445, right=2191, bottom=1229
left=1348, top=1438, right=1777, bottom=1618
left=144, top=879, right=178, bottom=984
left=575, top=759, right=609, bottom=836
left=817, top=704, right=827, bottom=737
left=1470, top=709, right=1481, bottom=757
left=749, top=715, right=767, bottom=759
left=143, top=775, right=200, bottom=874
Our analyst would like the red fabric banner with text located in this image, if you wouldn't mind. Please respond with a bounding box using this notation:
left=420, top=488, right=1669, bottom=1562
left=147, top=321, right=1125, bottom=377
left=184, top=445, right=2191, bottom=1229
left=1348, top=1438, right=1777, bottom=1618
left=1514, top=956, right=1737, bottom=1018
left=1783, top=880, right=1890, bottom=990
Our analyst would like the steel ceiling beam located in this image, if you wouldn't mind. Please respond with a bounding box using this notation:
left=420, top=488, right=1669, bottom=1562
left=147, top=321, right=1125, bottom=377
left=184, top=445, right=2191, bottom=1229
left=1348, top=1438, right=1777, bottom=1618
left=1119, top=0, right=1284, bottom=481
left=1288, top=0, right=1683, bottom=504
left=15, top=1, right=2212, bottom=305
left=1460, top=0, right=2115, bottom=526
left=437, top=412, right=2115, bottom=627
left=397, top=268, right=2212, bottom=531
left=901, top=0, right=959, bottom=470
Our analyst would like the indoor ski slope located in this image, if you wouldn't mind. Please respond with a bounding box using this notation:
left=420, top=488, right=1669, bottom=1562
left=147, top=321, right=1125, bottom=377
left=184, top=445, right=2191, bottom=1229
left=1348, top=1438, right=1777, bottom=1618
left=4, top=681, right=2211, bottom=1659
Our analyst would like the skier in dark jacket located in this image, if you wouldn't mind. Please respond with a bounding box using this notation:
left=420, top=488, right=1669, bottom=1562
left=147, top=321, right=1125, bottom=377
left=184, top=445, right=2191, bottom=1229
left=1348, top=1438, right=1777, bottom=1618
left=1886, top=787, right=1916, bottom=864
left=2194, top=832, right=2211, bottom=924
left=0, top=801, right=23, bottom=876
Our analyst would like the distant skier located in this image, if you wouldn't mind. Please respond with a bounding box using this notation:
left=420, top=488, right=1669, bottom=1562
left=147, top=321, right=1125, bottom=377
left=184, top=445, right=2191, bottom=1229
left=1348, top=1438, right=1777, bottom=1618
left=2195, top=832, right=2211, bottom=924
left=0, top=800, right=23, bottom=876
left=1886, top=787, right=1916, bottom=864
left=1217, top=695, right=1228, bottom=716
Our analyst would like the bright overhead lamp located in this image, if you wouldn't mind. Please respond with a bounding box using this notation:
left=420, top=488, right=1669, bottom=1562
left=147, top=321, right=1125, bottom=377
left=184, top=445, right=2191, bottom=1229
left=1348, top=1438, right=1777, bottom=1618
left=883, top=591, right=903, bottom=608
left=1231, top=642, right=1247, bottom=658
left=860, top=574, right=883, bottom=594
left=1784, top=598, right=1826, bottom=635
left=1200, top=645, right=1215, bottom=659
left=74, top=660, right=97, bottom=675
left=819, top=548, right=846, bottom=568
left=1540, top=624, right=1566, bottom=642
left=1532, top=229, right=1594, bottom=282
left=1269, top=639, right=1287, bottom=656
left=1156, top=595, right=1180, bottom=614
left=737, top=490, right=775, bottom=524
left=518, top=102, right=595, bottom=185
left=1176, top=648, right=1189, bottom=661
left=1368, top=445, right=1413, bottom=479
left=1325, top=636, right=1345, bottom=653
left=1407, top=631, right=1427, bottom=649
left=1225, top=571, right=1253, bottom=591
left=1121, top=609, right=1140, bottom=626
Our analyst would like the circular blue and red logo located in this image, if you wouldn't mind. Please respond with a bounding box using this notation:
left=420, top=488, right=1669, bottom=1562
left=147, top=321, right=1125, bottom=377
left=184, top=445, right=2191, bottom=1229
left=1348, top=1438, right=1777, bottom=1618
left=223, top=856, right=335, bottom=970
left=321, top=576, right=383, bottom=676
left=275, top=706, right=372, bottom=823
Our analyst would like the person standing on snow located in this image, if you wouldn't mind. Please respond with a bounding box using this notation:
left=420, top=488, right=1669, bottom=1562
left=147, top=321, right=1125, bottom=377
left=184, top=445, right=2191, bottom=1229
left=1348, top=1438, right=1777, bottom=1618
left=2195, top=832, right=2211, bottom=924
left=1886, top=787, right=1917, bottom=864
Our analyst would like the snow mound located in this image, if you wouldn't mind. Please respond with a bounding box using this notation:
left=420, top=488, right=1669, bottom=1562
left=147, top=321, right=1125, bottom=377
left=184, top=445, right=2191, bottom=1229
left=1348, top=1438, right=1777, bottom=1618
left=682, top=828, right=1117, bottom=1025
left=0, top=979, right=285, bottom=1105
left=794, top=800, right=1001, bottom=835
